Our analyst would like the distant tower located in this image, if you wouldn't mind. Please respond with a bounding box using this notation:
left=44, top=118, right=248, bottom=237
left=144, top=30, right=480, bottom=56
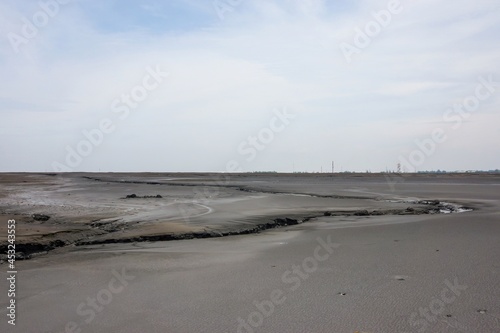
left=332, top=161, right=334, bottom=173
left=397, top=163, right=401, bottom=173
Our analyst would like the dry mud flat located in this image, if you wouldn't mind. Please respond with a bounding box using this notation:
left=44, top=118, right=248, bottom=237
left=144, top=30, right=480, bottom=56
left=0, top=173, right=476, bottom=258
left=0, top=173, right=499, bottom=332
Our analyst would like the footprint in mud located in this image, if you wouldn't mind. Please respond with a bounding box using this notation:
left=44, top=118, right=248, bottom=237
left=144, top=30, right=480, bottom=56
left=393, top=275, right=409, bottom=281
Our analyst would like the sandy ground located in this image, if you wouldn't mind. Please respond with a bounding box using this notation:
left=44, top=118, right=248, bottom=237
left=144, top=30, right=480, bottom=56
left=0, top=173, right=499, bottom=332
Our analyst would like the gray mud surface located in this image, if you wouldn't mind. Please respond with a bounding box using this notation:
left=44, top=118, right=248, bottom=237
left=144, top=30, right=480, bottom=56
left=0, top=173, right=499, bottom=333
left=0, top=173, right=476, bottom=257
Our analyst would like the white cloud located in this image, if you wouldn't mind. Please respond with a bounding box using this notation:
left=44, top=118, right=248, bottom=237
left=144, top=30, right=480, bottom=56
left=0, top=0, right=498, bottom=171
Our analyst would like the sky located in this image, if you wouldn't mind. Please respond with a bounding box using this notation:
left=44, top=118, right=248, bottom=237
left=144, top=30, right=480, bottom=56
left=1, top=0, right=499, bottom=173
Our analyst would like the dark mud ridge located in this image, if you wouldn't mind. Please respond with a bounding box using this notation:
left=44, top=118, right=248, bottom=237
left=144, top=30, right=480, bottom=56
left=75, top=217, right=303, bottom=246
left=0, top=218, right=303, bottom=261
left=387, top=200, right=473, bottom=214
left=122, top=194, right=163, bottom=199
left=75, top=200, right=473, bottom=247
left=0, top=200, right=473, bottom=260
left=0, top=240, right=65, bottom=261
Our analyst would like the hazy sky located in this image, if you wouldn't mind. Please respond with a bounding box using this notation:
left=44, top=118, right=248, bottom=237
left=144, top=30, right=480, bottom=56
left=1, top=0, right=499, bottom=172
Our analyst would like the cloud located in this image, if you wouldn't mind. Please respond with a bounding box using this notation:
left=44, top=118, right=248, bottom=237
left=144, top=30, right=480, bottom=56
left=0, top=0, right=499, bottom=172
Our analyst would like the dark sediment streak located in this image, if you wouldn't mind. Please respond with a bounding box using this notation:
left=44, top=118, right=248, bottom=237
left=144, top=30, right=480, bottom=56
left=1, top=200, right=472, bottom=259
